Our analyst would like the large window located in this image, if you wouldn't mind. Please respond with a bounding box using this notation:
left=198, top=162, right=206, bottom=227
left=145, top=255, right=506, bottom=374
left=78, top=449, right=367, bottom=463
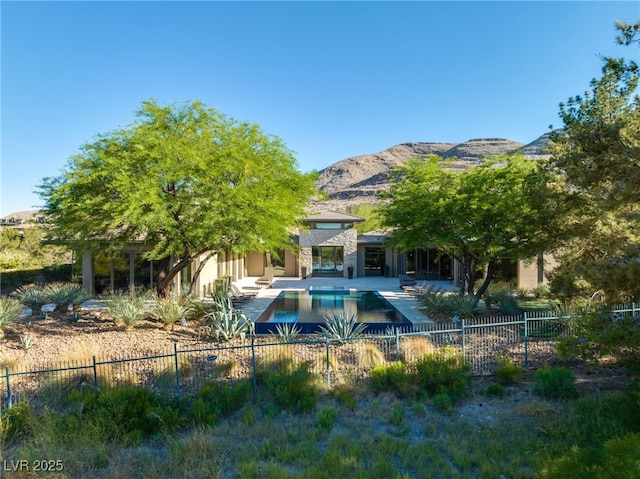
left=364, top=247, right=385, bottom=276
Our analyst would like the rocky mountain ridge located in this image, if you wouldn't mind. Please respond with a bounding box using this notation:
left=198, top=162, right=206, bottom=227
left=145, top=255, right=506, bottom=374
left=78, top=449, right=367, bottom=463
left=313, top=131, right=555, bottom=211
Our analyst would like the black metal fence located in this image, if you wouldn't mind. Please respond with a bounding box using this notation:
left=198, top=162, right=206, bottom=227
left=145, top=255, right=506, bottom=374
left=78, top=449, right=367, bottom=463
left=2, top=304, right=638, bottom=412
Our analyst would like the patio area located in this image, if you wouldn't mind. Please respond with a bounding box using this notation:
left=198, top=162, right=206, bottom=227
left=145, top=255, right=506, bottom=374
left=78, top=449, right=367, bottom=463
left=234, top=276, right=460, bottom=325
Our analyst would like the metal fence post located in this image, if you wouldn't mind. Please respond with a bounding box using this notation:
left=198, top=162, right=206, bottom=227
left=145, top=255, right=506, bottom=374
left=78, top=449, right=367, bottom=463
left=325, top=334, right=331, bottom=388
left=523, top=312, right=529, bottom=369
left=92, top=356, right=98, bottom=389
left=251, top=336, right=258, bottom=402
left=395, top=327, right=400, bottom=361
left=461, top=319, right=466, bottom=360
left=173, top=342, right=181, bottom=400
left=5, top=366, right=11, bottom=409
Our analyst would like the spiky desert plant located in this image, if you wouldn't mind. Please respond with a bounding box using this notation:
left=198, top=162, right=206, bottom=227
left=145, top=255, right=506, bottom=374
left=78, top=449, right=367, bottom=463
left=0, top=297, right=24, bottom=339
left=320, top=312, right=367, bottom=343
left=203, top=304, right=254, bottom=343
left=14, top=284, right=49, bottom=317
left=104, top=293, right=146, bottom=330
left=45, top=282, right=92, bottom=313
left=274, top=322, right=302, bottom=342
left=152, top=295, right=188, bottom=330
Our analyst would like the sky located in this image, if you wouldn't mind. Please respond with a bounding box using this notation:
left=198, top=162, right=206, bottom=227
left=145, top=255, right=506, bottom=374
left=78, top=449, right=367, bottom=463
left=1, top=1, right=638, bottom=216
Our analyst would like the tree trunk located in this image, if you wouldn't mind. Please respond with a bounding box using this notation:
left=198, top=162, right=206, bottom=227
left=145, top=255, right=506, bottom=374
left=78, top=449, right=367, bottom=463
left=475, top=259, right=496, bottom=301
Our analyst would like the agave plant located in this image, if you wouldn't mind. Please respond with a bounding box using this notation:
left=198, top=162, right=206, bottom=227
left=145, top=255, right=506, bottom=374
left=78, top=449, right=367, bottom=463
left=275, top=322, right=302, bottom=342
left=320, top=312, right=367, bottom=343
left=45, top=282, right=93, bottom=313
left=104, top=293, right=146, bottom=330
left=152, top=295, right=189, bottom=330
left=14, top=284, right=49, bottom=317
left=0, top=297, right=24, bottom=339
left=203, top=304, right=254, bottom=343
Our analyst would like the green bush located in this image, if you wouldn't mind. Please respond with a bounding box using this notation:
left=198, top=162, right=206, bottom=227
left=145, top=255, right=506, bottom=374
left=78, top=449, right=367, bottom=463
left=263, top=363, right=319, bottom=413
left=0, top=297, right=24, bottom=336
left=190, top=380, right=251, bottom=426
left=370, top=361, right=410, bottom=395
left=495, top=355, right=523, bottom=385
left=420, top=291, right=479, bottom=318
left=533, top=365, right=579, bottom=399
left=486, top=383, right=505, bottom=398
left=104, top=293, right=146, bottom=329
left=330, top=384, right=357, bottom=411
left=413, top=348, right=471, bottom=401
left=317, top=406, right=338, bottom=433
left=432, top=392, right=454, bottom=415
left=1, top=402, right=36, bottom=444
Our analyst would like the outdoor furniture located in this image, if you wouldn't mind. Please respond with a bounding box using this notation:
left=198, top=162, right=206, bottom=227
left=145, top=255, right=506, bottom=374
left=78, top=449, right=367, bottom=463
left=230, top=284, right=258, bottom=300
left=398, top=274, right=417, bottom=288
left=255, top=275, right=273, bottom=288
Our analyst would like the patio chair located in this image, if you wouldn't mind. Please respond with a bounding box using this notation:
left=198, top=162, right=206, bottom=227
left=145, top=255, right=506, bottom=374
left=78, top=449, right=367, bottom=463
left=230, top=283, right=258, bottom=300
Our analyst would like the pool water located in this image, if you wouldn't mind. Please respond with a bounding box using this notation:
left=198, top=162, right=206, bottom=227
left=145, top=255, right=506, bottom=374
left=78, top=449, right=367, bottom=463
left=255, top=290, right=411, bottom=334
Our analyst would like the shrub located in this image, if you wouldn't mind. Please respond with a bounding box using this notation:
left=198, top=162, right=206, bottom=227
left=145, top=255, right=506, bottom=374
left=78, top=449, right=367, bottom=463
left=355, top=342, right=385, bottom=369
left=413, top=348, right=471, bottom=401
left=14, top=284, right=49, bottom=316
left=432, top=392, right=454, bottom=415
left=190, top=381, right=251, bottom=426
left=203, top=305, right=254, bottom=343
left=1, top=402, right=36, bottom=444
left=370, top=361, right=414, bottom=397
left=320, top=312, right=367, bottom=342
left=531, top=283, right=552, bottom=299
left=401, top=336, right=437, bottom=363
left=274, top=322, right=302, bottom=342
left=330, top=384, right=357, bottom=411
left=0, top=297, right=24, bottom=338
left=104, top=293, right=146, bottom=329
left=533, top=365, right=579, bottom=399
left=317, top=406, right=338, bottom=433
left=45, top=282, right=92, bottom=313
left=420, top=291, right=479, bottom=318
left=152, top=295, right=188, bottom=330
left=390, top=404, right=404, bottom=425
left=495, top=355, right=523, bottom=385
left=262, top=363, right=319, bottom=413
left=486, top=383, right=505, bottom=397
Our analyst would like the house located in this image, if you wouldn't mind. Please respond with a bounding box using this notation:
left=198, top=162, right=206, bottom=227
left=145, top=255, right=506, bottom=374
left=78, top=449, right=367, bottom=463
left=78, top=209, right=554, bottom=295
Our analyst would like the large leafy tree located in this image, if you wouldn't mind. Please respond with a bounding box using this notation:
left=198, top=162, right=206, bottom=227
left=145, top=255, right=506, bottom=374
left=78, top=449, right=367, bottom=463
left=544, top=20, right=640, bottom=301
left=38, top=100, right=316, bottom=296
left=379, top=153, right=558, bottom=299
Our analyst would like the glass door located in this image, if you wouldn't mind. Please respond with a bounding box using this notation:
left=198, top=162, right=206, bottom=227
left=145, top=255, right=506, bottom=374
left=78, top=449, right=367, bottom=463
left=312, top=246, right=344, bottom=277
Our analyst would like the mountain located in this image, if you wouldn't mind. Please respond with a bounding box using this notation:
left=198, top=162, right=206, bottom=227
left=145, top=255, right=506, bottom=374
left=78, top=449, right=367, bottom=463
left=312, top=132, right=553, bottom=210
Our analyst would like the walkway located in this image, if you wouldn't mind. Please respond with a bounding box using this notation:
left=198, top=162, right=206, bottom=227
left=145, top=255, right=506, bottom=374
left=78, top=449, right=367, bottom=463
left=234, top=276, right=460, bottom=325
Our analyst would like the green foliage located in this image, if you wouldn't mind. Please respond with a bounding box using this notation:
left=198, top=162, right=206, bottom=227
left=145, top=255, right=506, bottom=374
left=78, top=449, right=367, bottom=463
left=77, top=386, right=182, bottom=443
left=320, top=312, right=367, bottom=342
left=390, top=404, right=404, bottom=425
left=14, top=284, right=49, bottom=315
left=419, top=290, right=479, bottom=318
left=342, top=203, right=383, bottom=235
left=0, top=297, right=24, bottom=333
left=432, top=392, right=454, bottom=415
left=495, top=355, right=523, bottom=385
left=1, top=402, right=36, bottom=444
left=262, top=362, right=319, bottom=413
left=317, top=406, right=338, bottom=433
left=541, top=433, right=640, bottom=479
left=0, top=226, right=69, bottom=272
left=104, top=293, right=146, bottom=329
left=380, top=153, right=558, bottom=298
left=152, top=294, right=189, bottom=330
left=37, top=100, right=316, bottom=296
left=370, top=361, right=410, bottom=395
left=486, top=383, right=505, bottom=398
left=203, top=300, right=254, bottom=342
left=274, top=322, right=302, bottom=342
left=330, top=384, right=357, bottom=411
left=533, top=365, right=579, bottom=399
left=45, top=282, right=92, bottom=312
left=190, top=381, right=251, bottom=426
left=413, top=348, right=472, bottom=401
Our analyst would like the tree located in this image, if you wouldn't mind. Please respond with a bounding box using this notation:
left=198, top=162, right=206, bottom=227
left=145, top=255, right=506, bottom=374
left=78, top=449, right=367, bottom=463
left=38, top=100, right=316, bottom=296
left=379, top=153, right=558, bottom=299
left=544, top=20, right=640, bottom=301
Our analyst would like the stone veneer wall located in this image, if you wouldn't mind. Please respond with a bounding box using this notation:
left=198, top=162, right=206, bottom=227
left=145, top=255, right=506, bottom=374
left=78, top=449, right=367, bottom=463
left=298, top=228, right=358, bottom=278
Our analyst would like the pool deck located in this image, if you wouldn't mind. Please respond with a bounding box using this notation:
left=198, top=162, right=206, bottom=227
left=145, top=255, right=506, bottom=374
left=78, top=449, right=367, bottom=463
left=235, top=276, right=460, bottom=325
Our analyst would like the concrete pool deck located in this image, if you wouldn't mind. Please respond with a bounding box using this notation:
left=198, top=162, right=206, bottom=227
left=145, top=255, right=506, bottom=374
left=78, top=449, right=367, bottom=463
left=234, top=276, right=460, bottom=325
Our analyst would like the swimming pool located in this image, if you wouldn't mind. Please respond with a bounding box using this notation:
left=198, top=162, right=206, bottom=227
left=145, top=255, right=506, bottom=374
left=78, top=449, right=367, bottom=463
left=255, top=289, right=411, bottom=334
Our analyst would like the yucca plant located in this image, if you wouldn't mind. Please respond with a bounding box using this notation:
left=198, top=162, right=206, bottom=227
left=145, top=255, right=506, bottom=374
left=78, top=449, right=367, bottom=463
left=0, top=297, right=24, bottom=339
left=152, top=295, right=188, bottom=330
left=45, top=282, right=93, bottom=313
left=104, top=293, right=146, bottom=330
left=320, top=312, right=367, bottom=343
left=14, top=284, right=49, bottom=317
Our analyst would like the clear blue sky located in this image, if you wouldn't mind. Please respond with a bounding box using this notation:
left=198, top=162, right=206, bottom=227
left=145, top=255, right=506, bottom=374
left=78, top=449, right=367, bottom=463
left=1, top=1, right=638, bottom=216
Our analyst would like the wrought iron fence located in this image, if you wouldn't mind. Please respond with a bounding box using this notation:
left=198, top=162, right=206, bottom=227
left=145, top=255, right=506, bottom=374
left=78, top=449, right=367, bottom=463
left=2, top=304, right=638, bottom=412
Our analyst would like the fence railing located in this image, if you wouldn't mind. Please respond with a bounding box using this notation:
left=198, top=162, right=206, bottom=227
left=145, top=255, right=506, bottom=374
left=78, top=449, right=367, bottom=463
left=2, top=304, right=637, bottom=412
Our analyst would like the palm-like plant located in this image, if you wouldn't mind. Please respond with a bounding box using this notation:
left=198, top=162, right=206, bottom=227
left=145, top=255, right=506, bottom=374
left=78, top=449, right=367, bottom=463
left=203, top=300, right=254, bottom=343
left=104, top=293, right=146, bottom=330
left=275, top=322, right=302, bottom=342
left=0, top=297, right=24, bottom=339
left=152, top=295, right=188, bottom=330
left=45, top=282, right=93, bottom=313
left=320, top=312, right=367, bottom=343
left=14, top=284, right=49, bottom=317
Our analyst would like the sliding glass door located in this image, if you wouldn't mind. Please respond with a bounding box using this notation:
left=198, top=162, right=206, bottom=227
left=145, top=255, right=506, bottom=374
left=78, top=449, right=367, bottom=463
left=312, top=246, right=344, bottom=277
